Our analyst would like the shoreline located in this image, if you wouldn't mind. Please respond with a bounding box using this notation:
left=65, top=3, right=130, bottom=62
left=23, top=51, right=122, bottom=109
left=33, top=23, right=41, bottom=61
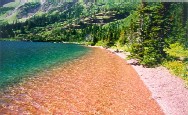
left=0, top=47, right=163, bottom=114
left=100, top=46, right=188, bottom=115
left=0, top=41, right=90, bottom=91
left=0, top=45, right=187, bottom=114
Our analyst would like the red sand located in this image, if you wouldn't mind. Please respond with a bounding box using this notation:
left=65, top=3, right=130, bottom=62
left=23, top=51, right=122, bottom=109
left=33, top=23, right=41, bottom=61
left=0, top=48, right=163, bottom=114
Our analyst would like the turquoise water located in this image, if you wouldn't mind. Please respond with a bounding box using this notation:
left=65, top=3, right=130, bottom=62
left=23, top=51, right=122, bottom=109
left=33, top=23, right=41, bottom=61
left=0, top=41, right=90, bottom=89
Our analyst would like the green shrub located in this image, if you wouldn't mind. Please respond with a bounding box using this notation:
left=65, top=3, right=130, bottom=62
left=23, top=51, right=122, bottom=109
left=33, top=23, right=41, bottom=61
left=85, top=42, right=94, bottom=46
left=142, top=46, right=161, bottom=67
left=0, top=7, right=14, bottom=15
left=129, top=43, right=143, bottom=60
left=95, top=40, right=108, bottom=47
left=163, top=61, right=188, bottom=82
left=164, top=42, right=188, bottom=58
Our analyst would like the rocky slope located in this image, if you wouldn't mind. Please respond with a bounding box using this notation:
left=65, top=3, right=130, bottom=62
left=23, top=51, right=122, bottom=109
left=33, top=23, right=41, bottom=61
left=0, top=0, right=14, bottom=7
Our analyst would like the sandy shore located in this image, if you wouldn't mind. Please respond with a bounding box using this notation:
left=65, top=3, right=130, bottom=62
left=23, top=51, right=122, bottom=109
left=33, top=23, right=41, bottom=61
left=109, top=48, right=188, bottom=115
left=0, top=48, right=163, bottom=114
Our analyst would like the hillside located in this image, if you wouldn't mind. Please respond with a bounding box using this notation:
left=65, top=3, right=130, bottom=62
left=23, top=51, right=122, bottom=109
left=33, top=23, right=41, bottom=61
left=0, top=2, right=187, bottom=71
left=0, top=2, right=138, bottom=41
left=0, top=2, right=187, bottom=114
left=0, top=0, right=15, bottom=7
left=0, top=0, right=133, bottom=22
left=0, top=1, right=134, bottom=24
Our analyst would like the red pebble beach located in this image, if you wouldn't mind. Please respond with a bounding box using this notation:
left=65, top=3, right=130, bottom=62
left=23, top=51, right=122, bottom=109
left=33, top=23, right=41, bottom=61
left=0, top=48, right=164, bottom=114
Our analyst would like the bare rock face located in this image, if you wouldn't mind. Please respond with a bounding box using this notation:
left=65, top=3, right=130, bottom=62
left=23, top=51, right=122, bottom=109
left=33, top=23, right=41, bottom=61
left=1, top=0, right=91, bottom=22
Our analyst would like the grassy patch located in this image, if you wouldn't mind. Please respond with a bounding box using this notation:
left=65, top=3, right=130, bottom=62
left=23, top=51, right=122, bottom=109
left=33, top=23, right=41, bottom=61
left=7, top=12, right=18, bottom=23
left=163, top=61, right=188, bottom=86
left=3, top=0, right=20, bottom=8
left=96, top=16, right=110, bottom=19
left=163, top=42, right=188, bottom=87
left=0, top=7, right=14, bottom=15
left=95, top=40, right=109, bottom=47
left=164, top=42, right=188, bottom=58
left=0, top=38, right=19, bottom=41
left=111, top=45, right=129, bottom=52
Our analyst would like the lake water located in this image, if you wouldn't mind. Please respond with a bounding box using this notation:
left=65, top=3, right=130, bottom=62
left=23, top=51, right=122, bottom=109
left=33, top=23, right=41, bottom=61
left=0, top=41, right=90, bottom=89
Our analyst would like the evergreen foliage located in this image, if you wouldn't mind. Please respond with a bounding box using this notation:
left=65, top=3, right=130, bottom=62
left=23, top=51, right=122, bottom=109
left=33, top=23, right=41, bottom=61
left=128, top=3, right=187, bottom=67
left=0, top=2, right=187, bottom=68
left=0, top=7, right=14, bottom=15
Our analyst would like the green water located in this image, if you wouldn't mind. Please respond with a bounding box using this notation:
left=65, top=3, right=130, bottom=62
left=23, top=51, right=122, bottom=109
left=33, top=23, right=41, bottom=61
left=0, top=41, right=90, bottom=89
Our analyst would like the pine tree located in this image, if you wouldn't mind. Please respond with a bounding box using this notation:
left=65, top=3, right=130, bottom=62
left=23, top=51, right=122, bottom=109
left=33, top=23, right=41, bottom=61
left=129, top=2, right=173, bottom=67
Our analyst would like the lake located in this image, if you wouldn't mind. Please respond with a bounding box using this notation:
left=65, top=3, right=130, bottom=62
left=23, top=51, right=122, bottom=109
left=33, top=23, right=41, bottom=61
left=0, top=41, right=90, bottom=89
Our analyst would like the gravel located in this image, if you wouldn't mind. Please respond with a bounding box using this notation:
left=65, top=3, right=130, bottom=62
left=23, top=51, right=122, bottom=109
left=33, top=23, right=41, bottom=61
left=113, top=50, right=188, bottom=115
left=0, top=48, right=163, bottom=114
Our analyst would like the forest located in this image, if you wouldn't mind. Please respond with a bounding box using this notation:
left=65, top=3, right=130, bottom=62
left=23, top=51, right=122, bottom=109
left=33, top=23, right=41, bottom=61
left=0, top=2, right=188, bottom=81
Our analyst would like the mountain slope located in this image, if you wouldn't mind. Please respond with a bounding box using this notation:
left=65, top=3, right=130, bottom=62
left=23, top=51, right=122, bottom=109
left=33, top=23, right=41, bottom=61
left=0, top=2, right=187, bottom=69
left=0, top=0, right=14, bottom=7
left=0, top=2, right=138, bottom=41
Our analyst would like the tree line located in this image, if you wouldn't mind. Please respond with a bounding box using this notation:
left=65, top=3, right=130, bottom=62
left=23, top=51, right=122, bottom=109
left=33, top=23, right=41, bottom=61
left=0, top=2, right=187, bottom=67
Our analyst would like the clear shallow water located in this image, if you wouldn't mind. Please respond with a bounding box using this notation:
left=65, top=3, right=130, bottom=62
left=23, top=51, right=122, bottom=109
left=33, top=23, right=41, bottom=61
left=0, top=41, right=90, bottom=89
